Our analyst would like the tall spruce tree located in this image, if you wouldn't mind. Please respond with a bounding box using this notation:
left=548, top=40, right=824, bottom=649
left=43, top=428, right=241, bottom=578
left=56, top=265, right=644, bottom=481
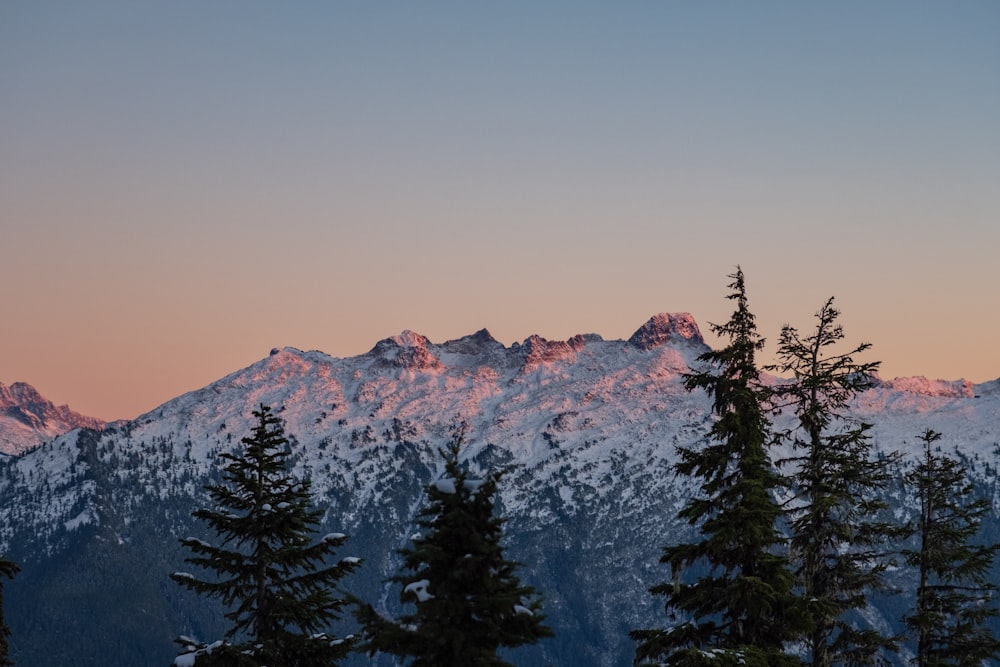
left=632, top=268, right=801, bottom=667
left=171, top=404, right=359, bottom=667
left=357, top=430, right=551, bottom=666
left=903, top=429, right=1000, bottom=667
left=0, top=555, right=18, bottom=667
left=773, top=297, right=898, bottom=666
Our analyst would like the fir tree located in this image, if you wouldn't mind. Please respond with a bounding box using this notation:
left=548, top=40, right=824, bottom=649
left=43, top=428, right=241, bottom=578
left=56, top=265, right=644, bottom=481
left=171, top=404, right=359, bottom=666
left=0, top=555, right=18, bottom=667
left=903, top=429, right=1000, bottom=667
left=357, top=430, right=551, bottom=666
left=632, top=268, right=801, bottom=667
left=773, top=297, right=898, bottom=666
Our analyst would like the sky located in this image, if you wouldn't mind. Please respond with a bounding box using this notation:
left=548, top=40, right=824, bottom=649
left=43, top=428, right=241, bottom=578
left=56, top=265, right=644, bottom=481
left=2, top=1, right=998, bottom=421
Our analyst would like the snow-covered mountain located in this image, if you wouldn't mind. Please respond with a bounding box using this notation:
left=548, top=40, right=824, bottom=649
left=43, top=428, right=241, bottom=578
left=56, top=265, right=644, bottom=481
left=0, top=381, right=104, bottom=456
left=1, top=313, right=998, bottom=666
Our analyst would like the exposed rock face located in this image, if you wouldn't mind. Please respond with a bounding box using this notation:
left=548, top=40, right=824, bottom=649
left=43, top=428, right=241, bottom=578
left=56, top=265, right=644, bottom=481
left=521, top=334, right=578, bottom=366
left=628, top=312, right=706, bottom=351
left=368, top=331, right=444, bottom=371
left=438, top=328, right=504, bottom=356
left=363, top=313, right=707, bottom=376
left=0, top=381, right=105, bottom=455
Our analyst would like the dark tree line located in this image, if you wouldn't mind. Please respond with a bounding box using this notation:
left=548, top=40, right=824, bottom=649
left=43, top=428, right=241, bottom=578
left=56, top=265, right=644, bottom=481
left=632, top=268, right=803, bottom=667
left=0, top=555, right=17, bottom=667
left=904, top=429, right=1000, bottom=667
left=170, top=410, right=548, bottom=666
left=170, top=404, right=360, bottom=666
left=773, top=297, right=901, bottom=666
left=634, top=269, right=1000, bottom=667
left=355, top=429, right=551, bottom=666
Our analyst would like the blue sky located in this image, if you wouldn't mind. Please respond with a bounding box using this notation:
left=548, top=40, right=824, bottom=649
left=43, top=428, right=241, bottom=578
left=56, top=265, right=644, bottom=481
left=2, top=1, right=998, bottom=419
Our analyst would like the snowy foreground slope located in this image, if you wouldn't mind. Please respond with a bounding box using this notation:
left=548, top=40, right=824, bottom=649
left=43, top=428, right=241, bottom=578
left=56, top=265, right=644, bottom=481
left=1, top=313, right=999, bottom=666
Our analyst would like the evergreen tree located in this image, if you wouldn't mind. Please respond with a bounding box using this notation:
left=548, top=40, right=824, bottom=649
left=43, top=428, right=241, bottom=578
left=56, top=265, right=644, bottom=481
left=773, top=297, right=898, bottom=666
left=171, top=404, right=359, bottom=666
left=0, top=555, right=18, bottom=667
left=903, top=429, right=1000, bottom=667
left=357, top=430, right=551, bottom=666
left=632, top=268, right=801, bottom=667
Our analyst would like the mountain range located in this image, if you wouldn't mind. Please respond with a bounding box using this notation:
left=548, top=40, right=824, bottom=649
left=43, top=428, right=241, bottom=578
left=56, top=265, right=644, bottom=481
left=1, top=312, right=999, bottom=666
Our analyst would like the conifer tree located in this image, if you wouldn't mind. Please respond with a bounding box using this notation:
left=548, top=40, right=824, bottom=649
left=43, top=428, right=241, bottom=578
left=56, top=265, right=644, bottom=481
left=171, top=404, right=359, bottom=666
left=773, top=297, right=898, bottom=666
left=632, top=268, right=801, bottom=667
left=903, top=429, right=1000, bottom=667
left=0, top=555, right=18, bottom=667
left=357, top=430, right=551, bottom=666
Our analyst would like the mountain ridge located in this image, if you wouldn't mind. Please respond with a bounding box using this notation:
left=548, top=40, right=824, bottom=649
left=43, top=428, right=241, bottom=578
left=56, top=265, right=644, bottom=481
left=1, top=312, right=999, bottom=666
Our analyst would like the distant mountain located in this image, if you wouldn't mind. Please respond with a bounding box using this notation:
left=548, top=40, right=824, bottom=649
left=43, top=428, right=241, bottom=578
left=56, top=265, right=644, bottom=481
left=0, top=381, right=104, bottom=455
left=1, top=314, right=998, bottom=666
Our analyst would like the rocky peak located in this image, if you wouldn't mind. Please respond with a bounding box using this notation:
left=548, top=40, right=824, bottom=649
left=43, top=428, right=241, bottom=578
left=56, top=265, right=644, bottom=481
left=393, top=330, right=432, bottom=349
left=628, top=313, right=705, bottom=351
left=519, top=335, right=582, bottom=368
left=438, top=328, right=505, bottom=356
left=0, top=381, right=105, bottom=455
left=368, top=330, right=442, bottom=371
left=0, top=381, right=44, bottom=410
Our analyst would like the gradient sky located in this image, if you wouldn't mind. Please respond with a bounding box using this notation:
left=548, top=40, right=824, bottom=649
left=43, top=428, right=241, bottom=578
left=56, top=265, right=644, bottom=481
left=2, top=1, right=998, bottom=421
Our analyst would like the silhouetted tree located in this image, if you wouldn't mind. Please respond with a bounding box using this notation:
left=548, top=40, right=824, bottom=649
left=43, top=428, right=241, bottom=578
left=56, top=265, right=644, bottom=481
left=357, top=430, right=551, bottom=666
left=632, top=268, right=802, bottom=667
left=773, top=297, right=899, bottom=666
left=171, top=404, right=359, bottom=666
left=904, top=429, right=1000, bottom=667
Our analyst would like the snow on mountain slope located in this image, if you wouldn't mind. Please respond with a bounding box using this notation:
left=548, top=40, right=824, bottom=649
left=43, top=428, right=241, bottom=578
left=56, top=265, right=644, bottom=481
left=0, top=381, right=105, bottom=455
left=63, top=312, right=712, bottom=522
left=1, top=312, right=999, bottom=667
left=855, top=376, right=1000, bottom=460
left=1, top=308, right=996, bottom=549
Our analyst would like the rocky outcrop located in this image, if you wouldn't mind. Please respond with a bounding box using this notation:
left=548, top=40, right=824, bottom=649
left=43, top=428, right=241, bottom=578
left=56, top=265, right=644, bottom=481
left=628, top=312, right=705, bottom=351
left=368, top=331, right=443, bottom=371
left=0, top=381, right=105, bottom=455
